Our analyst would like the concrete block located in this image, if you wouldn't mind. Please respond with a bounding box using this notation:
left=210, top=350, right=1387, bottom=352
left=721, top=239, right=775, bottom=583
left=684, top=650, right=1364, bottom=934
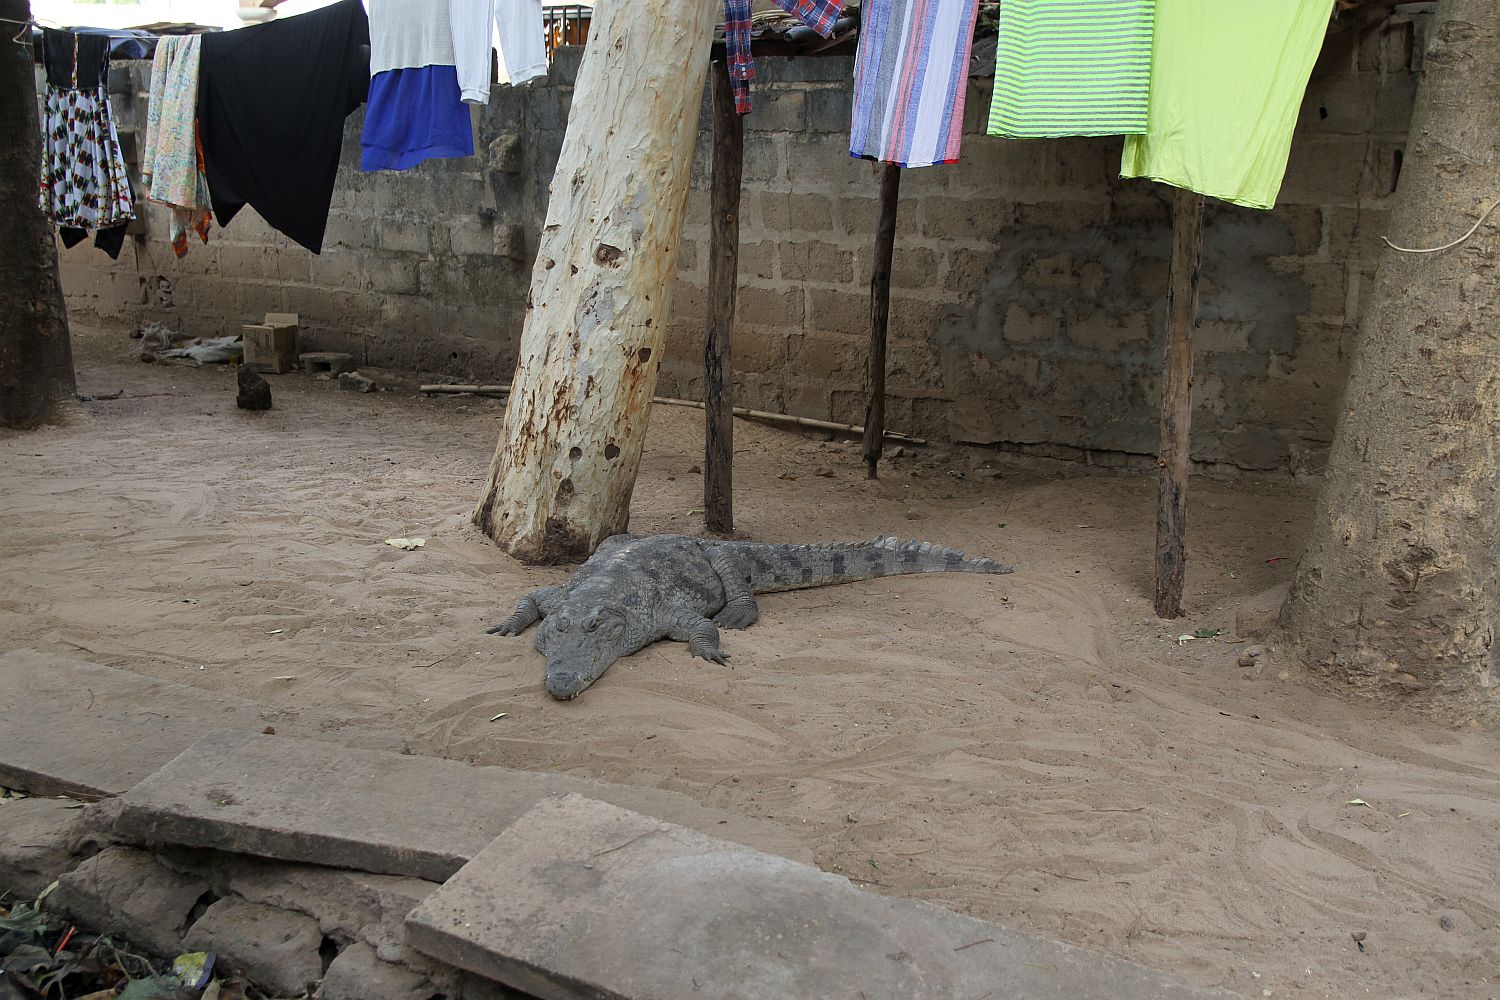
left=322, top=942, right=436, bottom=1000
left=52, top=846, right=209, bottom=957
left=920, top=196, right=1017, bottom=240
left=1004, top=302, right=1058, bottom=345
left=301, top=352, right=357, bottom=376
left=757, top=55, right=854, bottom=84
left=0, top=797, right=90, bottom=898
left=109, top=731, right=809, bottom=882
left=804, top=88, right=851, bottom=134
left=743, top=89, right=805, bottom=133
left=184, top=897, right=324, bottom=998
left=408, top=795, right=1233, bottom=1000
left=778, top=240, right=854, bottom=284
left=756, top=191, right=832, bottom=233
left=740, top=139, right=784, bottom=185
left=377, top=218, right=432, bottom=255
left=805, top=288, right=868, bottom=338
left=0, top=649, right=267, bottom=799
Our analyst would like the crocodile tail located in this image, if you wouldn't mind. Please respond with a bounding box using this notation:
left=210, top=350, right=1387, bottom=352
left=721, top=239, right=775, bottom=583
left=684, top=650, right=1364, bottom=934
left=719, top=536, right=1014, bottom=594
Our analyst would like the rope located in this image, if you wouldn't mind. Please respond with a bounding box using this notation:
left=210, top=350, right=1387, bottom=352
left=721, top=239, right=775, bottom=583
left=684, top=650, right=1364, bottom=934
left=1382, top=199, right=1500, bottom=254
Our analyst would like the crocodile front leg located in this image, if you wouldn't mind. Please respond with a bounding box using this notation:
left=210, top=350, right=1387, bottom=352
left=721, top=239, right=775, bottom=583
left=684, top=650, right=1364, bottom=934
left=668, top=613, right=729, bottom=664
left=707, top=547, right=759, bottom=631
left=486, top=585, right=564, bottom=636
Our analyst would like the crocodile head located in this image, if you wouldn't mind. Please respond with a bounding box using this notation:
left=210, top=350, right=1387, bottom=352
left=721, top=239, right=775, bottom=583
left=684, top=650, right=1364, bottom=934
left=535, top=606, right=628, bottom=699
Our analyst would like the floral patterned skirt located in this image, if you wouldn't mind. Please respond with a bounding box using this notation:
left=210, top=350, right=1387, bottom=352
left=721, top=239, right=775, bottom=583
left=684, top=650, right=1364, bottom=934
left=38, top=84, right=135, bottom=232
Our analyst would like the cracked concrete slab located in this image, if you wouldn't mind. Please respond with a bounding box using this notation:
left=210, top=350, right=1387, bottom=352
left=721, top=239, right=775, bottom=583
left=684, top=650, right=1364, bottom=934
left=407, top=794, right=1238, bottom=1000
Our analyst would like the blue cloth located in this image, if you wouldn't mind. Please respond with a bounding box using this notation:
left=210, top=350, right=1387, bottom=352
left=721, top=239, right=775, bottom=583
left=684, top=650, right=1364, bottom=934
left=361, top=64, right=473, bottom=171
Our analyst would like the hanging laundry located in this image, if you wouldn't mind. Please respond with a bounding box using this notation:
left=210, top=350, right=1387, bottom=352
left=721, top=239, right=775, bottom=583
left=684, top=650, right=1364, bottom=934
left=37, top=28, right=135, bottom=259
left=987, top=0, right=1154, bottom=139
left=495, top=0, right=548, bottom=86
left=143, top=35, right=211, bottom=258
left=850, top=0, right=982, bottom=167
left=363, top=0, right=474, bottom=171
left=1120, top=0, right=1327, bottom=210
left=723, top=0, right=754, bottom=115
left=452, top=0, right=495, bottom=102
left=723, top=0, right=842, bottom=115
left=197, top=0, right=370, bottom=254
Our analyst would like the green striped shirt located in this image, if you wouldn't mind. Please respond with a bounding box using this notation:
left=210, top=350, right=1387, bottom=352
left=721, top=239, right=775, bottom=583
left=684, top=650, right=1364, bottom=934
left=987, top=0, right=1155, bottom=139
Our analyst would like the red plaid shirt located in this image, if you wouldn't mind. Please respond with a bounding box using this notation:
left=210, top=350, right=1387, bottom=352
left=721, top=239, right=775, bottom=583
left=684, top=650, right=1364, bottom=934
left=724, top=0, right=843, bottom=115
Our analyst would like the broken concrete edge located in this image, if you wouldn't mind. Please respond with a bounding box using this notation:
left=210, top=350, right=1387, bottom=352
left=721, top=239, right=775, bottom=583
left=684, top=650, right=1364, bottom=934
left=111, top=800, right=468, bottom=883
left=0, top=764, right=112, bottom=802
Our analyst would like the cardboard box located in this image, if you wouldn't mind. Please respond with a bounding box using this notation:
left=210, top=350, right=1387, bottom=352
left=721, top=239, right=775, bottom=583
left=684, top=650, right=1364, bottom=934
left=243, top=323, right=298, bottom=374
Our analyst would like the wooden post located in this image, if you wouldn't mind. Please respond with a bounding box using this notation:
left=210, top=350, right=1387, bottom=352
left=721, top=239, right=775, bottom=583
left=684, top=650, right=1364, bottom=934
left=1154, top=188, right=1205, bottom=619
left=861, top=162, right=901, bottom=479
left=704, top=59, right=742, bottom=534
left=472, top=0, right=716, bottom=562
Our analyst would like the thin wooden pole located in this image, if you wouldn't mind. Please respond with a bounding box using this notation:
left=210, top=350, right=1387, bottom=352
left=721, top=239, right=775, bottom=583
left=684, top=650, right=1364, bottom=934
left=704, top=60, right=742, bottom=534
left=862, top=162, right=901, bottom=479
left=1154, top=188, right=1205, bottom=619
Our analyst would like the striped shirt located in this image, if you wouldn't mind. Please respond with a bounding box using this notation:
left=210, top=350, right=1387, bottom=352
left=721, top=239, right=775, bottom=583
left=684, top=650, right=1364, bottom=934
left=850, top=0, right=982, bottom=168
left=987, top=0, right=1154, bottom=139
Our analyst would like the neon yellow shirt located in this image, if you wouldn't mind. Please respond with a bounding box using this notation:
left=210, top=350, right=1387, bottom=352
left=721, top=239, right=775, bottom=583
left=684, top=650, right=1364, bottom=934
left=1120, top=0, right=1329, bottom=210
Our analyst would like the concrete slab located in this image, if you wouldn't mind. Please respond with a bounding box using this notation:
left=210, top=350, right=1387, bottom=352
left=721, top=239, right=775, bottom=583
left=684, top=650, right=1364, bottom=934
left=111, top=731, right=810, bottom=881
left=407, top=794, right=1237, bottom=1000
left=0, top=649, right=268, bottom=799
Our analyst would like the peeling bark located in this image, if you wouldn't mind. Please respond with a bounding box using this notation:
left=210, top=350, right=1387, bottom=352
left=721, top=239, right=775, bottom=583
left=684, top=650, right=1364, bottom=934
left=472, top=0, right=714, bottom=562
left=1280, top=0, right=1500, bottom=724
left=0, top=0, right=76, bottom=429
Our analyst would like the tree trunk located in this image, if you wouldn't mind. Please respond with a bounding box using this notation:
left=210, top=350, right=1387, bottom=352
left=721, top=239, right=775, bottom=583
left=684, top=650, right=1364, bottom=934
left=0, top=0, right=76, bottom=429
left=1280, top=0, right=1500, bottom=724
left=472, top=0, right=714, bottom=562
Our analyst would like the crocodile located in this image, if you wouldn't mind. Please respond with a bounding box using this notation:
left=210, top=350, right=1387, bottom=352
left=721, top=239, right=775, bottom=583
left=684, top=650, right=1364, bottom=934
left=488, top=534, right=1013, bottom=699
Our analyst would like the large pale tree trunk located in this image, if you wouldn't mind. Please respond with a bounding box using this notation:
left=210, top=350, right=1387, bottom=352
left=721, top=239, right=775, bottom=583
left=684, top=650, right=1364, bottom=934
left=1280, top=0, right=1500, bottom=724
left=0, top=0, right=76, bottom=428
left=472, top=0, right=714, bottom=562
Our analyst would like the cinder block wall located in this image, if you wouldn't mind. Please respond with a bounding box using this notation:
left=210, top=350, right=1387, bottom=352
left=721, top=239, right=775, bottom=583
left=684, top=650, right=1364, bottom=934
left=54, top=17, right=1418, bottom=473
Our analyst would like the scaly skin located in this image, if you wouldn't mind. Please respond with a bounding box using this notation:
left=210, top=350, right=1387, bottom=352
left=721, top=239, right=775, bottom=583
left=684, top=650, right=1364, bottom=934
left=488, top=534, right=1014, bottom=699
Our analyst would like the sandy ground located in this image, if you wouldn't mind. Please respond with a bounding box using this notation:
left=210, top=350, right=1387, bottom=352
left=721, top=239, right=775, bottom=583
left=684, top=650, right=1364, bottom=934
left=3, top=343, right=1497, bottom=1000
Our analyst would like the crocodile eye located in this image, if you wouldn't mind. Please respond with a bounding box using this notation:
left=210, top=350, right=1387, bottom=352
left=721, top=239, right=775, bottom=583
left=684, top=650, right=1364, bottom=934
left=583, top=616, right=600, bottom=633
left=555, top=616, right=571, bottom=633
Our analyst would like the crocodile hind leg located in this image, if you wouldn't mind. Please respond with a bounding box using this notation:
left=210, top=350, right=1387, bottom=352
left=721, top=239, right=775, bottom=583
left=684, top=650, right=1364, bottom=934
left=669, top=614, right=729, bottom=664
left=707, top=547, right=759, bottom=631
left=486, top=585, right=564, bottom=636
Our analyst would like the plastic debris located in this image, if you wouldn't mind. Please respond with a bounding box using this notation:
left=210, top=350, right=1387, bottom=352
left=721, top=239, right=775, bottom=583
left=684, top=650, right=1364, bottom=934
left=384, top=537, right=426, bottom=550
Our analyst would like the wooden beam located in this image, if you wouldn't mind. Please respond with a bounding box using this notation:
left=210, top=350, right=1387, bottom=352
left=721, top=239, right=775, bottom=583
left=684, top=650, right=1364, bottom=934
left=1154, top=187, right=1205, bottom=619
left=861, top=162, right=901, bottom=479
left=704, top=60, right=742, bottom=535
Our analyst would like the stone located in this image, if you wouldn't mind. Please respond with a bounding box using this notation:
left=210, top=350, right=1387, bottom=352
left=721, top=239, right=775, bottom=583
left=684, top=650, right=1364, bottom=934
left=337, top=371, right=377, bottom=393
left=407, top=795, right=1233, bottom=1000
left=0, top=649, right=267, bottom=799
left=236, top=365, right=273, bottom=411
left=110, top=732, right=809, bottom=882
left=161, top=849, right=439, bottom=952
left=1237, top=645, right=1268, bottom=669
left=184, top=897, right=324, bottom=998
left=0, top=797, right=90, bottom=898
left=51, top=847, right=209, bottom=957
left=321, top=942, right=435, bottom=1000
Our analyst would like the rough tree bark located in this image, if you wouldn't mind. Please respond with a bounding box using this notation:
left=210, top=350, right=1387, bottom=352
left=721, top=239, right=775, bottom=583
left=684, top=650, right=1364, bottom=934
left=1280, top=0, right=1500, bottom=724
left=0, top=0, right=76, bottom=429
left=472, top=0, right=715, bottom=562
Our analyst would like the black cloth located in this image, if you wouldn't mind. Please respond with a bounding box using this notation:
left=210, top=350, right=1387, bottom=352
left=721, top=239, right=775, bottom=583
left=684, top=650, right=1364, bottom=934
left=197, top=0, right=369, bottom=254
left=59, top=224, right=128, bottom=260
left=42, top=27, right=109, bottom=89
